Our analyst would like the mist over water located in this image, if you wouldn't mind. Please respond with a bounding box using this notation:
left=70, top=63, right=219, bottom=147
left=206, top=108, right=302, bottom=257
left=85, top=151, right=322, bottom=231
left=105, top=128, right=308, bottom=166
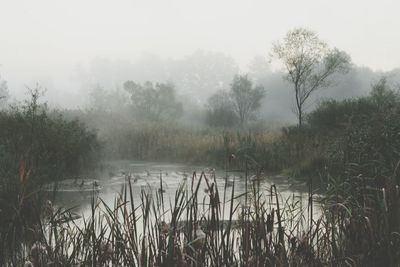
left=2, top=1, right=400, bottom=265
left=48, top=161, right=311, bottom=219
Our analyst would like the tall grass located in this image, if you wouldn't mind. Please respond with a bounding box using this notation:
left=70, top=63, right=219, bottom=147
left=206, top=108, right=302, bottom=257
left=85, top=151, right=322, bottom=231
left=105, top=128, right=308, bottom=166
left=101, top=124, right=280, bottom=170
left=3, top=164, right=400, bottom=266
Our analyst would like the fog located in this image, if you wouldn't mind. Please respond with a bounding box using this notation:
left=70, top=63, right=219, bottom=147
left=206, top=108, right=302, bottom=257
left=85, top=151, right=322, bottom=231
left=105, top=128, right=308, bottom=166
left=3, top=2, right=400, bottom=264
left=1, top=0, right=400, bottom=117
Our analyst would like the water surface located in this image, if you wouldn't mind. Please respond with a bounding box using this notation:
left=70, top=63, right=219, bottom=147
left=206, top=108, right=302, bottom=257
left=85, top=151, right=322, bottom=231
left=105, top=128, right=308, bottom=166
left=47, top=160, right=311, bottom=220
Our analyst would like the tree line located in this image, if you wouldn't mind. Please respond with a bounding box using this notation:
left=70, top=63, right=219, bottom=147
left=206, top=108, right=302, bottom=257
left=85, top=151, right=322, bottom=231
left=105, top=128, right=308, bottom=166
left=84, top=28, right=351, bottom=128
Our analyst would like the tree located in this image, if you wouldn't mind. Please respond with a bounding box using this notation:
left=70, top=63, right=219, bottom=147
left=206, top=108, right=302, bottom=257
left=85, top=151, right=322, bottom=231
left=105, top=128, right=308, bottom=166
left=205, top=75, right=265, bottom=127
left=369, top=76, right=399, bottom=107
left=206, top=90, right=237, bottom=127
left=230, top=74, right=265, bottom=126
left=123, top=81, right=183, bottom=122
left=271, top=28, right=350, bottom=126
left=89, top=85, right=128, bottom=113
left=0, top=75, right=9, bottom=109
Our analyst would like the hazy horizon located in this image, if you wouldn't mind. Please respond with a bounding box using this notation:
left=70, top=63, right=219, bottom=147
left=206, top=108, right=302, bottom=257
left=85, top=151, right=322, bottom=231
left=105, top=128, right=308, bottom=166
left=1, top=0, right=399, bottom=107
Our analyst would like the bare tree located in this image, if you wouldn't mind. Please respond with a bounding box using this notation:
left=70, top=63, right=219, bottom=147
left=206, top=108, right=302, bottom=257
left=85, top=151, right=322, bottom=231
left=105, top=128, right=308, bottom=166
left=271, top=28, right=350, bottom=126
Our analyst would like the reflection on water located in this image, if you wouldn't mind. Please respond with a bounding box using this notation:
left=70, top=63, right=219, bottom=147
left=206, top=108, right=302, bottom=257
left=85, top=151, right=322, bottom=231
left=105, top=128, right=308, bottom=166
left=45, top=160, right=312, bottom=219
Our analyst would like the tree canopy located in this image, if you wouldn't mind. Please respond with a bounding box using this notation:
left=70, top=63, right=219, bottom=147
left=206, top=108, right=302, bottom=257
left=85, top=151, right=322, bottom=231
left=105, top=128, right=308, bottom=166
left=0, top=76, right=9, bottom=109
left=206, top=90, right=237, bottom=127
left=124, top=81, right=183, bottom=122
left=230, top=74, right=265, bottom=126
left=206, top=74, right=265, bottom=127
left=271, top=28, right=350, bottom=126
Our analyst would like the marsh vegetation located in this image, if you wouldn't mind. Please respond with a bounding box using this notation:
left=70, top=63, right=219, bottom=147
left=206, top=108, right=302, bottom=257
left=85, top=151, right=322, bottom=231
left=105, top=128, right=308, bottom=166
left=1, top=28, right=400, bottom=266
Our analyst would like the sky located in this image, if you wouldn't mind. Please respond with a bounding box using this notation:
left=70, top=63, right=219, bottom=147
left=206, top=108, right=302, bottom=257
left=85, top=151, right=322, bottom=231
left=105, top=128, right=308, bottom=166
left=1, top=0, right=399, bottom=104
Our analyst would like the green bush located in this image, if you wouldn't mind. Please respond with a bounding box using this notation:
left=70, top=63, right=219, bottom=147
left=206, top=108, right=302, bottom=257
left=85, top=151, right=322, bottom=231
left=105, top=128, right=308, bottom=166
left=0, top=89, right=101, bottom=260
left=0, top=90, right=100, bottom=185
left=277, top=77, right=400, bottom=184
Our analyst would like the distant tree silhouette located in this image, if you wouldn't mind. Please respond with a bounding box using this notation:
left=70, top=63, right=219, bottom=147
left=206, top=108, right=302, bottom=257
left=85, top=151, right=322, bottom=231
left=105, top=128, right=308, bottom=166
left=124, top=81, right=183, bottom=122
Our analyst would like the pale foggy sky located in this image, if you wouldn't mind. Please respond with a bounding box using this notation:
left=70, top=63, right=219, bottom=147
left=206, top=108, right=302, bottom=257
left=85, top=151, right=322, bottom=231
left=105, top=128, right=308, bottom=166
left=1, top=0, right=399, bottom=105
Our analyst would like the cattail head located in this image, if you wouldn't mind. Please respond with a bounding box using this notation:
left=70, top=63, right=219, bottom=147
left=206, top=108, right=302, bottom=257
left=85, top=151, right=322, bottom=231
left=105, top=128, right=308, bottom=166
left=193, top=223, right=206, bottom=249
left=159, top=221, right=169, bottom=235
left=43, top=200, right=53, bottom=218
left=100, top=241, right=113, bottom=261
left=382, top=188, right=388, bottom=212
left=30, top=242, right=47, bottom=266
left=229, top=153, right=236, bottom=163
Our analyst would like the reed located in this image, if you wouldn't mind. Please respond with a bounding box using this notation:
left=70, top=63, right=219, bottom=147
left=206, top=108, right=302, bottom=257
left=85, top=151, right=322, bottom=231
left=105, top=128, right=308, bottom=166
left=2, top=163, right=399, bottom=266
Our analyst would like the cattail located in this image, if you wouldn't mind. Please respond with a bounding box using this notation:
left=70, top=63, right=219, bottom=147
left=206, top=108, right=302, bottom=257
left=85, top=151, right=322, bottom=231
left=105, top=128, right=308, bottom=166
left=100, top=241, right=113, bottom=261
left=30, top=242, right=47, bottom=266
left=344, top=217, right=350, bottom=228
left=364, top=216, right=373, bottom=239
left=30, top=242, right=47, bottom=257
left=225, top=178, right=234, bottom=187
left=193, top=223, right=206, bottom=249
left=382, top=188, right=388, bottom=212
left=266, top=212, right=274, bottom=233
left=229, top=153, right=236, bottom=163
left=159, top=221, right=169, bottom=235
left=45, top=199, right=54, bottom=217
left=290, top=237, right=297, bottom=251
left=158, top=188, right=166, bottom=194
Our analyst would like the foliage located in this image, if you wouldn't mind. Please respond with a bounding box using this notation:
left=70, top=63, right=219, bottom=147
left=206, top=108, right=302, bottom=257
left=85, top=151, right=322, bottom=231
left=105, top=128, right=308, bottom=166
left=89, top=85, right=129, bottom=113
left=0, top=88, right=100, bottom=184
left=99, top=123, right=279, bottom=170
left=124, top=81, right=183, bottom=122
left=1, top=74, right=400, bottom=265
left=271, top=28, right=350, bottom=126
left=0, top=88, right=101, bottom=262
left=278, top=77, right=400, bottom=183
left=205, top=90, right=237, bottom=127
left=230, top=74, right=266, bottom=126
left=3, top=164, right=400, bottom=266
left=0, top=75, right=9, bottom=109
left=206, top=75, right=265, bottom=127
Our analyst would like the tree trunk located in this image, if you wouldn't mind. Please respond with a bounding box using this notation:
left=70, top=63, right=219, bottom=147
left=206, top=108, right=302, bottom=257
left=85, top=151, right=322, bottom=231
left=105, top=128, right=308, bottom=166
left=298, top=111, right=302, bottom=127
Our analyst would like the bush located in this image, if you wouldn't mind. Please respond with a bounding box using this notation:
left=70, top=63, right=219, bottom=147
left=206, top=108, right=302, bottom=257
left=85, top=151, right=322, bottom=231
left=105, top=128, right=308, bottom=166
left=0, top=89, right=101, bottom=260
left=277, top=77, right=400, bottom=184
left=0, top=89, right=100, bottom=185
